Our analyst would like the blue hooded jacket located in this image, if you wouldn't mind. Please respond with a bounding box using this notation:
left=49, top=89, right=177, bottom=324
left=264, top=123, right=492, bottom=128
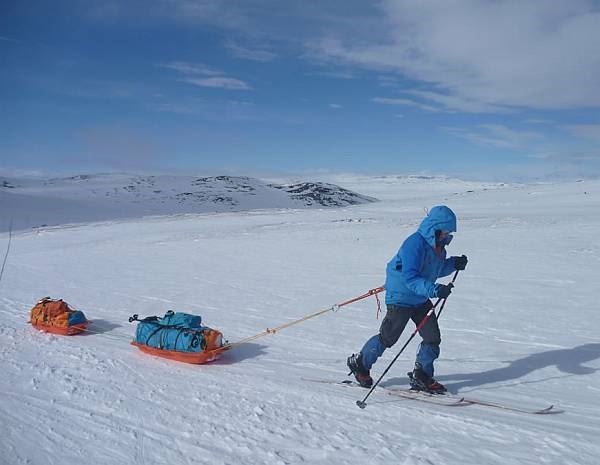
left=385, top=206, right=458, bottom=307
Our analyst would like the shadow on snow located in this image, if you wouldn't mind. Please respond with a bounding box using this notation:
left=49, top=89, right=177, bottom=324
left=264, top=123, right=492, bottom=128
left=381, top=343, right=600, bottom=394
left=87, top=319, right=122, bottom=334
left=216, top=342, right=269, bottom=364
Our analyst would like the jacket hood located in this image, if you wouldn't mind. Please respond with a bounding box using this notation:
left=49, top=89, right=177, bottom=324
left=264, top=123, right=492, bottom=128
left=417, top=205, right=457, bottom=247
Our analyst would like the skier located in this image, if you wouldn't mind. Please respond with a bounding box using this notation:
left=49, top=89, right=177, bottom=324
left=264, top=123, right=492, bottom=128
left=347, top=205, right=467, bottom=393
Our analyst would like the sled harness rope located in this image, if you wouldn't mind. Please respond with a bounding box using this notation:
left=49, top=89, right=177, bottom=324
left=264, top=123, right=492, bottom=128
left=224, top=285, right=385, bottom=349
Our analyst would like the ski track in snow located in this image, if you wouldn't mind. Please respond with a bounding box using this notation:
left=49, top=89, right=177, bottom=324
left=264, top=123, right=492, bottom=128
left=1, top=176, right=599, bottom=465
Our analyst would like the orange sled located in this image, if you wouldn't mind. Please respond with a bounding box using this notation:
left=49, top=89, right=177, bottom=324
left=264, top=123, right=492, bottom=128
left=31, top=321, right=89, bottom=336
left=131, top=342, right=229, bottom=364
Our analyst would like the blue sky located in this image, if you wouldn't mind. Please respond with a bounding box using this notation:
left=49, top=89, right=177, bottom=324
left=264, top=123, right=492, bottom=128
left=1, top=0, right=600, bottom=180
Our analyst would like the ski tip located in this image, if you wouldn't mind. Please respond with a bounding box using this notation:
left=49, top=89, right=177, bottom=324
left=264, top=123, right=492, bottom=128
left=356, top=400, right=367, bottom=409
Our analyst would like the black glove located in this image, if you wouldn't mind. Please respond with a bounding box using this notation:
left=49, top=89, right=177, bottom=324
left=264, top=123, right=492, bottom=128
left=454, top=255, right=468, bottom=271
left=435, top=283, right=454, bottom=299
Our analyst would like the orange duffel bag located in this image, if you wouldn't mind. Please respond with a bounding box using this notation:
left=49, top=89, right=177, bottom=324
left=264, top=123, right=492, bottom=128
left=29, top=297, right=89, bottom=335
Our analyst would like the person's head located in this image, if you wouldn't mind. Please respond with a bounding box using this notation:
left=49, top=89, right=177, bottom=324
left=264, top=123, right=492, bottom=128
left=418, top=205, right=457, bottom=247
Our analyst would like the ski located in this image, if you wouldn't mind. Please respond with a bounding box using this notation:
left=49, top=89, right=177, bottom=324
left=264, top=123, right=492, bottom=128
left=304, top=378, right=467, bottom=407
left=447, top=395, right=559, bottom=415
left=305, top=378, right=561, bottom=415
left=369, top=383, right=468, bottom=407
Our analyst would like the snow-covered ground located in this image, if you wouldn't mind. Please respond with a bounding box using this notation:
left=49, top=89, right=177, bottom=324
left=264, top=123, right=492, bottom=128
left=1, top=175, right=599, bottom=465
left=0, top=173, right=375, bottom=232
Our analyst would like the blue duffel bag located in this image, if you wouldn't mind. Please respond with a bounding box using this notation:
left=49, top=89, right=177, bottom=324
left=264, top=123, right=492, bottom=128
left=130, top=311, right=223, bottom=353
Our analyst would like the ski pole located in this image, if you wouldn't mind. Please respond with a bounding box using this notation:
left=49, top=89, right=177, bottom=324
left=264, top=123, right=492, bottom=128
left=356, top=270, right=460, bottom=409
left=0, top=217, right=12, bottom=285
left=435, top=272, right=457, bottom=320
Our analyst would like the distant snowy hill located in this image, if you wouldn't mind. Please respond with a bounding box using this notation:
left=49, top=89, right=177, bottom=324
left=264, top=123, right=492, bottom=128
left=0, top=174, right=377, bottom=231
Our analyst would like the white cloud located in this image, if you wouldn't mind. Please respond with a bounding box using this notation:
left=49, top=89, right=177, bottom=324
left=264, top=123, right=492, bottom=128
left=445, top=124, right=544, bottom=150
left=181, top=77, right=251, bottom=90
left=160, top=61, right=251, bottom=90
left=405, top=90, right=508, bottom=114
left=81, top=1, right=600, bottom=113
left=328, top=103, right=342, bottom=109
left=371, top=97, right=442, bottom=113
left=372, top=91, right=507, bottom=114
left=159, top=61, right=222, bottom=76
left=312, top=0, right=600, bottom=111
left=307, top=70, right=356, bottom=80
left=225, top=40, right=277, bottom=62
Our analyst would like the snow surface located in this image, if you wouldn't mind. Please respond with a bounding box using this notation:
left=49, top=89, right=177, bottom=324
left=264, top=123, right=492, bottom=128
left=1, top=175, right=599, bottom=465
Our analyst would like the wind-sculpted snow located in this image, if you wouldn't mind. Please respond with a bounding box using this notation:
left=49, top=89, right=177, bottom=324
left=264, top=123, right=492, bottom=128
left=0, top=174, right=376, bottom=232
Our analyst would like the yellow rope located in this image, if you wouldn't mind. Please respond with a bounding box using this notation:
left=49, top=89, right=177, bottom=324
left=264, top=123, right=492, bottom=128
left=223, top=286, right=384, bottom=349
left=224, top=306, right=335, bottom=348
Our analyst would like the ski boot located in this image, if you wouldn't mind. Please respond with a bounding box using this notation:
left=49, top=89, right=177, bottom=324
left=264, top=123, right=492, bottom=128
left=408, top=363, right=447, bottom=394
left=347, top=353, right=373, bottom=388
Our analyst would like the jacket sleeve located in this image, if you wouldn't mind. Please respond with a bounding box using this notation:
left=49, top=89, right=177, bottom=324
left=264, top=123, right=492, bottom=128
left=439, top=256, right=456, bottom=277
left=400, top=235, right=438, bottom=298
